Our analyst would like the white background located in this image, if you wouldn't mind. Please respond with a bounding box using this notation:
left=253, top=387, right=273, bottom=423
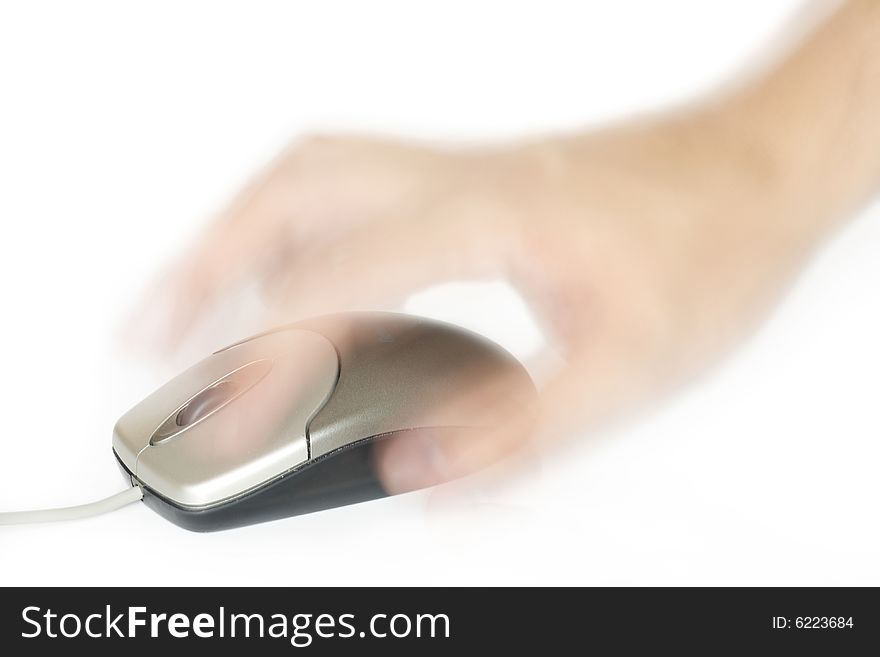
left=1, top=0, right=878, bottom=586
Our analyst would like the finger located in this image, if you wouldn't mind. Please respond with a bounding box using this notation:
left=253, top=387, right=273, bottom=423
left=131, top=136, right=449, bottom=351
left=122, top=151, right=297, bottom=352
left=162, top=167, right=301, bottom=341
left=167, top=133, right=452, bottom=325
left=260, top=205, right=509, bottom=325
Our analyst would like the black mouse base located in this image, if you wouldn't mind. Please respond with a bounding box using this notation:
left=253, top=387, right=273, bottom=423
left=114, top=438, right=388, bottom=532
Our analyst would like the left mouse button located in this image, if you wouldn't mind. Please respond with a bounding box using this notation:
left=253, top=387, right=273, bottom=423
left=149, top=358, right=274, bottom=445
left=132, top=329, right=339, bottom=508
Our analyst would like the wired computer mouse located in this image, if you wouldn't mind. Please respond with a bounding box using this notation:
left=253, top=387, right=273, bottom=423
left=112, top=312, right=537, bottom=531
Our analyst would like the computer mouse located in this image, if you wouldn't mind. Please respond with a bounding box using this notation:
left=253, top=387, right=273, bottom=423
left=113, top=312, right=537, bottom=531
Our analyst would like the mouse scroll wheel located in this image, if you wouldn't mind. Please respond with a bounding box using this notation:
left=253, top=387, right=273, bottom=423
left=176, top=380, right=239, bottom=427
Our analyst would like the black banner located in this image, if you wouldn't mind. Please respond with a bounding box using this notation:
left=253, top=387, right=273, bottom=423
left=1, top=587, right=876, bottom=653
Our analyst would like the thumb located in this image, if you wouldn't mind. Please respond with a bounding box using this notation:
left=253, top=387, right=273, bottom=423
left=373, top=370, right=539, bottom=494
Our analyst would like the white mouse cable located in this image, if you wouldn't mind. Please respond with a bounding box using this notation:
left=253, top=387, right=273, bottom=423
left=0, top=485, right=143, bottom=525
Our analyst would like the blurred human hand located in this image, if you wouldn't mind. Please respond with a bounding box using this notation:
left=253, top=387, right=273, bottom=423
left=134, top=110, right=830, bottom=494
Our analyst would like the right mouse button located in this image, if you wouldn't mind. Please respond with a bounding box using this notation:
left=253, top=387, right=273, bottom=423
left=307, top=317, right=536, bottom=458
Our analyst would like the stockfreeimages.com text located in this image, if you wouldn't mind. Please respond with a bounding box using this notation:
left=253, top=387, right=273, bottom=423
left=21, top=605, right=450, bottom=646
